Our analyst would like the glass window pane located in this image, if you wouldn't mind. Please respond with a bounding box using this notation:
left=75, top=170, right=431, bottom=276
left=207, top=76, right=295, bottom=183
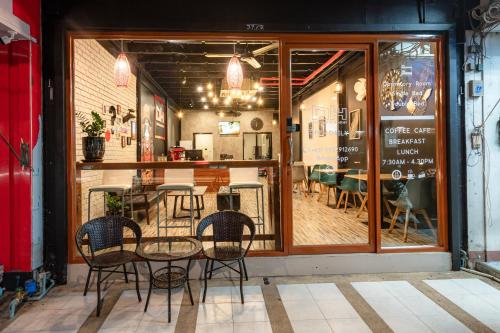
left=291, top=48, right=370, bottom=246
left=73, top=38, right=282, bottom=256
left=378, top=41, right=439, bottom=247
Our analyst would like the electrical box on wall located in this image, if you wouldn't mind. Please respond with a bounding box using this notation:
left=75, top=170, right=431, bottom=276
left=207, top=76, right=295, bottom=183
left=468, top=80, right=484, bottom=97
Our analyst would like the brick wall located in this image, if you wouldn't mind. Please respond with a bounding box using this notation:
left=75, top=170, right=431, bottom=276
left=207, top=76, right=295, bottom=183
left=74, top=39, right=137, bottom=222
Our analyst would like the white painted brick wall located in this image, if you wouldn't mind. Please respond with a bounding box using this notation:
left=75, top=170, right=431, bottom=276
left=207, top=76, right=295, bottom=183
left=74, top=39, right=137, bottom=222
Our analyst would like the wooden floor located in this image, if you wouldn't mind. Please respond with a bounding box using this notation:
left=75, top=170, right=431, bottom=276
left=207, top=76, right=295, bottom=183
left=292, top=189, right=436, bottom=247
left=117, top=181, right=436, bottom=251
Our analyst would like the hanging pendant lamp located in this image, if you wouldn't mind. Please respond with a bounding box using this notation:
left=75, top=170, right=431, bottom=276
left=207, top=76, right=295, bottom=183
left=226, top=55, right=243, bottom=91
left=114, top=40, right=131, bottom=87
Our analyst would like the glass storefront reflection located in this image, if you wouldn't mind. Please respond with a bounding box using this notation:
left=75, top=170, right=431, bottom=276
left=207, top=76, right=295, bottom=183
left=378, top=41, right=439, bottom=246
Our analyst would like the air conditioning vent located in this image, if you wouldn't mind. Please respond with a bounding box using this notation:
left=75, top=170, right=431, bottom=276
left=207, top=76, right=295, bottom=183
left=0, top=0, right=36, bottom=44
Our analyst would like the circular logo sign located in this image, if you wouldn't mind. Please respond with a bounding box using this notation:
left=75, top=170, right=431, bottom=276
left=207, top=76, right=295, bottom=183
left=391, top=169, right=402, bottom=180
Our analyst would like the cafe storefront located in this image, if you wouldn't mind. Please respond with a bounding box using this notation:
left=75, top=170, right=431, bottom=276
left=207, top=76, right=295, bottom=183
left=42, top=2, right=464, bottom=282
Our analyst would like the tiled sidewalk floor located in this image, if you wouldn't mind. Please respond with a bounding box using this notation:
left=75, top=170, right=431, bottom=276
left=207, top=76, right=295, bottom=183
left=1, top=272, right=499, bottom=333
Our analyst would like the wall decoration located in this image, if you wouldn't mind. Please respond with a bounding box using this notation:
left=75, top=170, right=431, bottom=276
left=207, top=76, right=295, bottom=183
left=130, top=121, right=137, bottom=140
left=102, top=104, right=107, bottom=115
left=109, top=105, right=117, bottom=125
left=318, top=116, right=326, bottom=137
left=154, top=95, right=166, bottom=140
left=154, top=96, right=165, bottom=126
left=119, top=127, right=129, bottom=135
left=250, top=117, right=264, bottom=131
left=354, top=78, right=367, bottom=101
left=105, top=130, right=111, bottom=142
left=127, top=137, right=132, bottom=145
left=122, top=108, right=136, bottom=123
left=308, top=122, right=313, bottom=139
left=349, top=109, right=361, bottom=140
left=381, top=69, right=409, bottom=111
left=121, top=136, right=126, bottom=148
left=116, top=104, right=122, bottom=115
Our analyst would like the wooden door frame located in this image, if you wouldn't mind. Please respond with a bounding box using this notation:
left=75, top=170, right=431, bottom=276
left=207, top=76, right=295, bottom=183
left=66, top=31, right=448, bottom=264
left=281, top=42, right=376, bottom=255
left=193, top=132, right=214, bottom=161
left=242, top=131, right=273, bottom=160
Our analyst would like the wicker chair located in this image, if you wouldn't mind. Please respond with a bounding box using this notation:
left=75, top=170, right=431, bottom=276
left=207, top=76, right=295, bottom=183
left=196, top=211, right=256, bottom=304
left=76, top=216, right=142, bottom=316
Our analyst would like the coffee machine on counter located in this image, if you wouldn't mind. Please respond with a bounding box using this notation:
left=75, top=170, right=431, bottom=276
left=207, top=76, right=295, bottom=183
left=169, top=146, right=185, bottom=161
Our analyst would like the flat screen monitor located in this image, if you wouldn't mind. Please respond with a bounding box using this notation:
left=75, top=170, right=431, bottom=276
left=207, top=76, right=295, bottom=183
left=218, top=121, right=240, bottom=135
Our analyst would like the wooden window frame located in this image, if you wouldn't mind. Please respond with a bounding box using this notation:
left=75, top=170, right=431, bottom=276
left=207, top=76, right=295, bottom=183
left=66, top=32, right=448, bottom=264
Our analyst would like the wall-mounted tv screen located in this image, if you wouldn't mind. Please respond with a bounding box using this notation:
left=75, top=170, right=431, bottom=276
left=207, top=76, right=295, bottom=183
left=218, top=121, right=240, bottom=135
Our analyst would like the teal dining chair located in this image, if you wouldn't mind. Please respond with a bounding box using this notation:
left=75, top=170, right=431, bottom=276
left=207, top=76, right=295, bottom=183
left=318, top=167, right=337, bottom=206
left=309, top=164, right=326, bottom=194
left=336, top=169, right=362, bottom=212
left=388, top=178, right=437, bottom=242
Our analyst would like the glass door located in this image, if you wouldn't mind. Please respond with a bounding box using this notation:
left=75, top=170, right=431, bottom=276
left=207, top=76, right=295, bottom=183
left=284, top=43, right=375, bottom=253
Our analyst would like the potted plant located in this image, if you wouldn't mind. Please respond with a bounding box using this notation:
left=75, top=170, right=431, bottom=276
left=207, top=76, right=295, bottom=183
left=105, top=193, right=124, bottom=216
left=77, top=111, right=105, bottom=161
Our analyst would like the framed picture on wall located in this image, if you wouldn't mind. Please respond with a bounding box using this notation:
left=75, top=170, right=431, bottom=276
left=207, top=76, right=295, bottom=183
left=349, top=109, right=361, bottom=140
left=319, top=116, right=326, bottom=137
left=154, top=95, right=165, bottom=127
left=154, top=95, right=166, bottom=140
left=130, top=121, right=137, bottom=140
left=308, top=122, right=313, bottom=139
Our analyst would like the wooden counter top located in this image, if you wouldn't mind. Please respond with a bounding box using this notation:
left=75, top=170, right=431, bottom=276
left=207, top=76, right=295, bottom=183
left=77, top=159, right=279, bottom=170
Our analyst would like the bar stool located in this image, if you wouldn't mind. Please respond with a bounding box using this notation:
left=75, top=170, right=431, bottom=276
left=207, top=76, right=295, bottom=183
left=229, top=168, right=265, bottom=235
left=157, top=169, right=195, bottom=236
left=87, top=169, right=136, bottom=221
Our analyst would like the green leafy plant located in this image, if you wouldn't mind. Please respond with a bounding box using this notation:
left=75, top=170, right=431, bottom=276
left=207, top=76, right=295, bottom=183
left=105, top=193, right=123, bottom=215
left=77, top=111, right=105, bottom=137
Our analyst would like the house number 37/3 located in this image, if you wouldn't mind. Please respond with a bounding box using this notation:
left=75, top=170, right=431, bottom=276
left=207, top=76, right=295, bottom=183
left=246, top=24, right=264, bottom=31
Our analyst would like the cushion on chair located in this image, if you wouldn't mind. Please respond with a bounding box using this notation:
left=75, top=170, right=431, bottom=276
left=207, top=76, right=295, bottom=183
left=89, top=184, right=132, bottom=192
left=204, top=246, right=245, bottom=261
left=229, top=181, right=263, bottom=188
left=157, top=183, right=194, bottom=190
left=90, top=250, right=142, bottom=268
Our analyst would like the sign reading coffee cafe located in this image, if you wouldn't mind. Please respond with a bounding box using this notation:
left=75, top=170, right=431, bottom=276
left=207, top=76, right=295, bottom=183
left=379, top=55, right=436, bottom=179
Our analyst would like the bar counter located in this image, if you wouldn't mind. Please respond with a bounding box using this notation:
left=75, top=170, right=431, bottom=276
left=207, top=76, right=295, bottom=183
left=76, top=159, right=279, bottom=170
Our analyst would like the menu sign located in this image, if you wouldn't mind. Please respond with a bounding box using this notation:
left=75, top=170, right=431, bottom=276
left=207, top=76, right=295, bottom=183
left=379, top=48, right=437, bottom=179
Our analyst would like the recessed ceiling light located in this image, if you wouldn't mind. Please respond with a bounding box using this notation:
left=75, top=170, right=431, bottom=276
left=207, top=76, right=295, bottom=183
left=203, top=104, right=209, bottom=109
left=247, top=105, right=252, bottom=109
left=197, top=86, right=203, bottom=92
left=207, top=91, right=214, bottom=98
left=182, top=77, right=187, bottom=85
left=224, top=99, right=231, bottom=106
left=207, top=82, right=213, bottom=90
left=251, top=96, right=257, bottom=102
left=253, top=82, right=260, bottom=90
left=258, top=86, right=264, bottom=92
left=257, top=98, right=263, bottom=106
left=201, top=96, right=207, bottom=102
left=177, top=111, right=184, bottom=118
left=212, top=97, right=219, bottom=104
left=218, top=111, right=224, bottom=117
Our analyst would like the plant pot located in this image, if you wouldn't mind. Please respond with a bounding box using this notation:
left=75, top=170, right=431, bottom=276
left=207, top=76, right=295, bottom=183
left=82, top=136, right=105, bottom=162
